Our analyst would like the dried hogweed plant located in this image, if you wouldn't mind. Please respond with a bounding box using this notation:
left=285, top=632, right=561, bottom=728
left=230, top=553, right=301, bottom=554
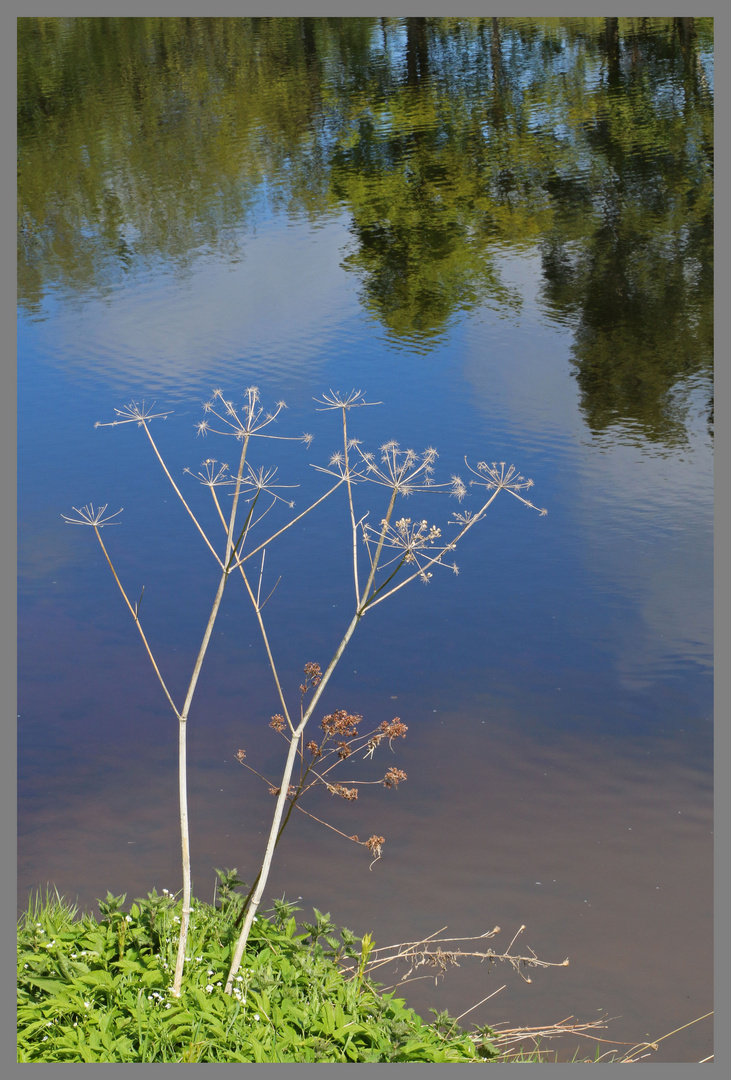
left=63, top=387, right=546, bottom=999
left=235, top=700, right=409, bottom=905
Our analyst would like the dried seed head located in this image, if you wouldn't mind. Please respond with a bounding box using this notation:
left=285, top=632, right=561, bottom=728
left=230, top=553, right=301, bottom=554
left=327, top=783, right=358, bottom=801
left=303, top=662, right=322, bottom=687
left=61, top=504, right=124, bottom=528
left=321, top=710, right=360, bottom=738
left=379, top=718, right=408, bottom=740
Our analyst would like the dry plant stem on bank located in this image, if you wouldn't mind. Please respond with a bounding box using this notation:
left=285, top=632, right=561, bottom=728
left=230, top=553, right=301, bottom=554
left=63, top=390, right=546, bottom=1003
left=223, top=393, right=545, bottom=993
left=355, top=925, right=570, bottom=991
left=64, top=393, right=330, bottom=996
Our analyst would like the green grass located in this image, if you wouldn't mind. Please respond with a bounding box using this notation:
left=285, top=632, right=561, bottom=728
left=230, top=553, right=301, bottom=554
left=17, top=885, right=499, bottom=1063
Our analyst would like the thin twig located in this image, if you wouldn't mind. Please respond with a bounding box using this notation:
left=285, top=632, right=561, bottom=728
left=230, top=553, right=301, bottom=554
left=93, top=528, right=180, bottom=719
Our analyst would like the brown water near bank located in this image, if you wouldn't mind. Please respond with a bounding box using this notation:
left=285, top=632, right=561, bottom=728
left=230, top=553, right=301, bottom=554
left=18, top=613, right=712, bottom=1062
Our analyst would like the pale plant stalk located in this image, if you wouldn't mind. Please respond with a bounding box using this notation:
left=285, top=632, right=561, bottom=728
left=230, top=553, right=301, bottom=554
left=226, top=428, right=400, bottom=989
left=83, top=406, right=268, bottom=995
left=92, top=526, right=180, bottom=719
left=157, top=427, right=337, bottom=993
left=225, top=414, right=444, bottom=992
left=141, top=420, right=225, bottom=569
left=102, top=402, right=339, bottom=993
left=86, top=502, right=229, bottom=997
left=78, top=393, right=544, bottom=1003
left=167, top=431, right=253, bottom=995
left=342, top=408, right=361, bottom=604
left=224, top=606, right=362, bottom=993
left=224, top=417, right=544, bottom=994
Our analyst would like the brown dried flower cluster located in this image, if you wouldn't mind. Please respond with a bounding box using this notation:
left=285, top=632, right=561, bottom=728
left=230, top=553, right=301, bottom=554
left=364, top=717, right=408, bottom=757
left=306, top=740, right=322, bottom=758
left=365, top=835, right=385, bottom=856
left=269, top=714, right=286, bottom=732
left=321, top=710, right=361, bottom=738
left=380, top=718, right=408, bottom=739
left=300, top=661, right=322, bottom=694
left=235, top=749, right=246, bottom=762
left=383, top=767, right=407, bottom=788
left=327, top=782, right=358, bottom=801
left=268, top=784, right=297, bottom=798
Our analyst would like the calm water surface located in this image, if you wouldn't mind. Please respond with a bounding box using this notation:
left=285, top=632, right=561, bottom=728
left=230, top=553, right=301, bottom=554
left=18, top=17, right=713, bottom=1061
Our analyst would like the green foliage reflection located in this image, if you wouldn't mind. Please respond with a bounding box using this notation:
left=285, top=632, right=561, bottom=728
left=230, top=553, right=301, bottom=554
left=18, top=16, right=712, bottom=441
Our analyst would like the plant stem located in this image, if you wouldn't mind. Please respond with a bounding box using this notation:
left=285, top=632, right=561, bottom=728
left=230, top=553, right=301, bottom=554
left=170, top=435, right=251, bottom=995
left=93, top=527, right=180, bottom=718
left=171, top=568, right=228, bottom=995
left=225, top=494, right=401, bottom=993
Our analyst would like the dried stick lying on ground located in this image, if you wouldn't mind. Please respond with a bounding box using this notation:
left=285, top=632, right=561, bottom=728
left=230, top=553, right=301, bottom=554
left=340, top=924, right=569, bottom=990
left=481, top=1009, right=714, bottom=1062
left=484, top=1015, right=615, bottom=1060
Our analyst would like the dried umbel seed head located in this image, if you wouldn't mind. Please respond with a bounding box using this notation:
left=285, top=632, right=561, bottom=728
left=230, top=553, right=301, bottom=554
left=235, top=749, right=246, bottom=762
left=321, top=710, right=361, bottom=738
left=306, top=740, right=322, bottom=758
left=383, top=767, right=407, bottom=788
left=365, top=835, right=385, bottom=856
left=303, top=662, right=322, bottom=686
left=269, top=714, right=286, bottom=732
left=327, top=783, right=358, bottom=801
left=336, top=741, right=352, bottom=760
left=380, top=718, right=408, bottom=740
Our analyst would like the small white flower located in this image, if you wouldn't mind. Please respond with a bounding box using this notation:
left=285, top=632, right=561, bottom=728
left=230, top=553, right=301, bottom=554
left=165, top=1003, right=171, bottom=1009
left=206, top=984, right=214, bottom=993
left=84, top=1001, right=91, bottom=1009
left=162, top=889, right=169, bottom=894
left=46, top=1021, right=52, bottom=1026
left=125, top=914, right=132, bottom=923
left=253, top=1013, right=260, bottom=1022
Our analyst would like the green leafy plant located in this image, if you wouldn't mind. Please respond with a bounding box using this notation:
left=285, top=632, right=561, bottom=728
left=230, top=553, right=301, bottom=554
left=22, top=890, right=703, bottom=1062
left=18, top=891, right=499, bottom=1062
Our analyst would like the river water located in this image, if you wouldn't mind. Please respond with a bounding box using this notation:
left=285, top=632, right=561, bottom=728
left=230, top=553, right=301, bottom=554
left=18, top=17, right=713, bottom=1061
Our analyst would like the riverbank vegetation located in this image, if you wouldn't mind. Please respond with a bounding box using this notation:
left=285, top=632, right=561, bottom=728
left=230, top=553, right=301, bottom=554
left=19, top=885, right=641, bottom=1063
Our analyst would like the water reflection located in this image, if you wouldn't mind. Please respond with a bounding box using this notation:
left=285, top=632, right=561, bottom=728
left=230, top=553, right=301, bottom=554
left=19, top=16, right=712, bottom=442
